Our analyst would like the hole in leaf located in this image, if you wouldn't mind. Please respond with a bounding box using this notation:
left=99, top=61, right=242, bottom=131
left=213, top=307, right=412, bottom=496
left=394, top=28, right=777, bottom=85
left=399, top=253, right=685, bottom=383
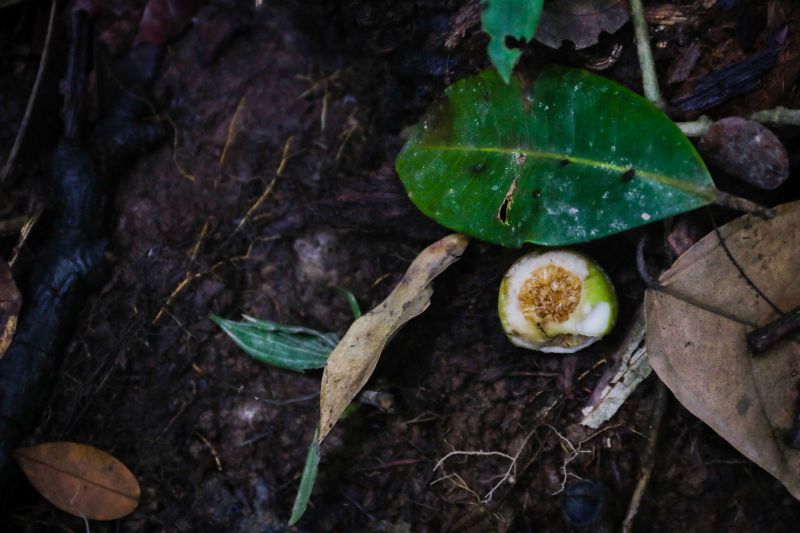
left=499, top=198, right=511, bottom=224
left=497, top=179, right=518, bottom=225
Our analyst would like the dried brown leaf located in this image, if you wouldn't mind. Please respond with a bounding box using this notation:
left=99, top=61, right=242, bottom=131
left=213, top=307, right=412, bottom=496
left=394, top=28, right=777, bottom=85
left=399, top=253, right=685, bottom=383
left=646, top=201, right=800, bottom=499
left=14, top=442, right=141, bottom=520
left=319, top=234, right=470, bottom=442
left=0, top=257, right=21, bottom=360
left=535, top=0, right=630, bottom=50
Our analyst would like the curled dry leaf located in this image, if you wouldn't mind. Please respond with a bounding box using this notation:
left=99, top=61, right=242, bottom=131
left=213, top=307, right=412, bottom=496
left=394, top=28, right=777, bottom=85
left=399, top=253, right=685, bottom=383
left=318, top=234, right=470, bottom=442
left=646, top=201, right=800, bottom=499
left=535, top=0, right=630, bottom=50
left=14, top=442, right=140, bottom=520
left=0, top=258, right=21, bottom=360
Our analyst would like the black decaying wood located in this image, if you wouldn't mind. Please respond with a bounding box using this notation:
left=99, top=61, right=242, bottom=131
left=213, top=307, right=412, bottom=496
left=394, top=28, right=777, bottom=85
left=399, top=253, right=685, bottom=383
left=672, top=49, right=778, bottom=112
left=0, top=144, right=108, bottom=487
left=0, top=16, right=165, bottom=489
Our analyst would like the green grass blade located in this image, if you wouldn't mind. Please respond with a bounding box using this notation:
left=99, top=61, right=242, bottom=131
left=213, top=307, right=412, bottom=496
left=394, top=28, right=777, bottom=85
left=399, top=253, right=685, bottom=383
left=333, top=286, right=362, bottom=319
left=288, top=429, right=321, bottom=525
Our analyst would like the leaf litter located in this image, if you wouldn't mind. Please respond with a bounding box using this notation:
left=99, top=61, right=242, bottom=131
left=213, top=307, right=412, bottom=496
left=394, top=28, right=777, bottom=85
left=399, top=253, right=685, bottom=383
left=319, top=233, right=470, bottom=442
left=646, top=201, right=800, bottom=499
left=0, top=258, right=20, bottom=360
left=13, top=442, right=140, bottom=520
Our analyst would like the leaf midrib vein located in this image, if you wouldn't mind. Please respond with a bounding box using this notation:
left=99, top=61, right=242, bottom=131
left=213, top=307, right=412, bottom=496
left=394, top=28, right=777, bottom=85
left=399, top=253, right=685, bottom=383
left=416, top=144, right=717, bottom=201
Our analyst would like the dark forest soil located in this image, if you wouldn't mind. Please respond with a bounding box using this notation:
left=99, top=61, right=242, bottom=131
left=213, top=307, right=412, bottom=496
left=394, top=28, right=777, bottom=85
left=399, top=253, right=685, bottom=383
left=1, top=1, right=800, bottom=531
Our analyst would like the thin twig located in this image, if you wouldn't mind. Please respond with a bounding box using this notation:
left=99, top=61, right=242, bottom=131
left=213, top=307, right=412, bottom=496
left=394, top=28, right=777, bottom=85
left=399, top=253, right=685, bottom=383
left=747, top=306, right=800, bottom=355
left=714, top=191, right=775, bottom=220
left=636, top=234, right=662, bottom=291
left=679, top=107, right=800, bottom=138
left=195, top=432, right=223, bottom=471
left=677, top=116, right=714, bottom=137
left=749, top=106, right=800, bottom=127
left=220, top=96, right=247, bottom=165
left=1, top=0, right=59, bottom=185
left=622, top=380, right=668, bottom=533
left=707, top=207, right=783, bottom=315
left=234, top=136, right=294, bottom=234
left=629, top=0, right=665, bottom=108
left=637, top=233, right=758, bottom=327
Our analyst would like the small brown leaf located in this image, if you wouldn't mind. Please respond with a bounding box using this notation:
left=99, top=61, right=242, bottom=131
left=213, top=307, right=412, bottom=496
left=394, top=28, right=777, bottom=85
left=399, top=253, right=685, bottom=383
left=535, top=0, right=630, bottom=50
left=319, top=234, right=470, bottom=442
left=14, top=442, right=141, bottom=520
left=646, top=201, right=800, bottom=499
left=0, top=257, right=21, bottom=360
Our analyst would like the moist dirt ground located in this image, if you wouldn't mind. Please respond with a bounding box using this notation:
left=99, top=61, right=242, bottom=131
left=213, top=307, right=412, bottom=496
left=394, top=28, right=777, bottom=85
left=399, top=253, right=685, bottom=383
left=1, top=1, right=800, bottom=531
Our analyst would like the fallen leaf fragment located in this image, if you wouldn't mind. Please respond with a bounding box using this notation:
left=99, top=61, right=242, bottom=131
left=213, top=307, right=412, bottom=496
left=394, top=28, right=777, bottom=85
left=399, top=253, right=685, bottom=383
left=535, top=0, right=629, bottom=50
left=318, top=234, right=470, bottom=442
left=646, top=201, right=800, bottom=499
left=581, top=309, right=650, bottom=429
left=0, top=257, right=21, bottom=360
left=14, top=442, right=140, bottom=520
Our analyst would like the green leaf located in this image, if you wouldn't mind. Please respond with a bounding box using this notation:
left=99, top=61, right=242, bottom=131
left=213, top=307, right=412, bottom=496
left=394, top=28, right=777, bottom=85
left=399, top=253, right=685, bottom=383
left=396, top=66, right=717, bottom=247
left=332, top=286, right=362, bottom=319
left=211, top=314, right=338, bottom=372
left=289, top=429, right=321, bottom=525
left=482, top=0, right=544, bottom=83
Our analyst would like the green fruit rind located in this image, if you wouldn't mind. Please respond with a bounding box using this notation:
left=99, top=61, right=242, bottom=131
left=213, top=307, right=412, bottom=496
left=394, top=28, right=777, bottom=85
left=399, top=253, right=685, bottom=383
left=498, top=249, right=617, bottom=353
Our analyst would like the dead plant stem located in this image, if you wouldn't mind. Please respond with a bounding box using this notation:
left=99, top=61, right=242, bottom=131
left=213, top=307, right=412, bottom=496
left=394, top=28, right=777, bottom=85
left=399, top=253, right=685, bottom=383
left=629, top=0, right=665, bottom=108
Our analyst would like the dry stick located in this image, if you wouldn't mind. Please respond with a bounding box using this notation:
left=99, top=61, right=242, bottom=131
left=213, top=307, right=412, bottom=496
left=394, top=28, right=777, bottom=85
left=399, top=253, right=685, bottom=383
left=750, top=106, right=800, bottom=127
left=234, top=136, right=294, bottom=234
left=622, top=380, right=668, bottom=533
left=714, top=191, right=775, bottom=220
left=629, top=0, right=665, bottom=109
left=747, top=306, right=800, bottom=355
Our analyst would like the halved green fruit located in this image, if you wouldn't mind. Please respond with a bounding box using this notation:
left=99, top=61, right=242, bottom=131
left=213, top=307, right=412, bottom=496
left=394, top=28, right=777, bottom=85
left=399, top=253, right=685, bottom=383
left=498, top=250, right=617, bottom=353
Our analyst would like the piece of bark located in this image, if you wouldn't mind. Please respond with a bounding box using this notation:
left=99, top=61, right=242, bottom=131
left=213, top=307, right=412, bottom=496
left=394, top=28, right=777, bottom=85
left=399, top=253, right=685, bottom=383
left=672, top=50, right=779, bottom=112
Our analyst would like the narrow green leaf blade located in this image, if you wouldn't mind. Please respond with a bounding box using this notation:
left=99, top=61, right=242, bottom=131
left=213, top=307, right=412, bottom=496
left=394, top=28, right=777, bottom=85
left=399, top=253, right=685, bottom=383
left=332, top=286, right=362, bottom=319
left=482, top=0, right=544, bottom=82
left=288, top=429, right=321, bottom=525
left=396, top=66, right=717, bottom=247
left=211, top=315, right=336, bottom=371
